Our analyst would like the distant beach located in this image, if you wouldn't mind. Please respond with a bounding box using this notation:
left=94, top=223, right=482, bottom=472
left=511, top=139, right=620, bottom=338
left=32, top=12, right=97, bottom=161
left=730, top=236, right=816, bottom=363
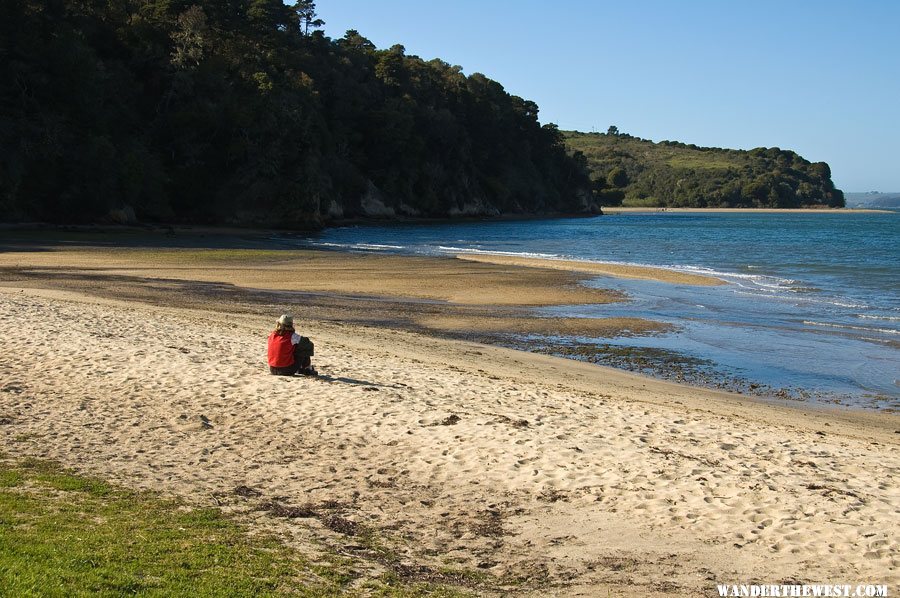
left=600, top=206, right=890, bottom=213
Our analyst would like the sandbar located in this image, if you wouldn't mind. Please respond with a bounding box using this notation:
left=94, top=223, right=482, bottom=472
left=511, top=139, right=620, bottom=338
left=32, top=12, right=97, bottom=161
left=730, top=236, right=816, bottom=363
left=456, top=253, right=724, bottom=286
left=0, top=246, right=626, bottom=306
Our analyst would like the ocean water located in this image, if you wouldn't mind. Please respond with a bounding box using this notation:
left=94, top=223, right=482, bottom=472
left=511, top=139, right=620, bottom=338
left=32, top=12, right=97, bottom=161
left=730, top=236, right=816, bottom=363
left=289, top=211, right=900, bottom=408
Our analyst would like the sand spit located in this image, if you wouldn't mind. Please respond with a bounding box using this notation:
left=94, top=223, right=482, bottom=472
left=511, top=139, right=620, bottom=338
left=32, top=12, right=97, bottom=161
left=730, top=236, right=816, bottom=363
left=456, top=254, right=724, bottom=286
left=1, top=287, right=897, bottom=596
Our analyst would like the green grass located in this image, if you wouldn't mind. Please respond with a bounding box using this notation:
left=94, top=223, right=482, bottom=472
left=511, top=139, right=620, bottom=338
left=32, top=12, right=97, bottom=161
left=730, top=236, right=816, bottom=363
left=0, top=458, right=309, bottom=596
left=0, top=457, right=473, bottom=597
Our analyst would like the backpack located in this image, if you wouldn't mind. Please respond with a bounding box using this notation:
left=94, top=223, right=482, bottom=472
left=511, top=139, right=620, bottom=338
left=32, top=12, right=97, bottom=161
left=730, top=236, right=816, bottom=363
left=296, top=336, right=314, bottom=358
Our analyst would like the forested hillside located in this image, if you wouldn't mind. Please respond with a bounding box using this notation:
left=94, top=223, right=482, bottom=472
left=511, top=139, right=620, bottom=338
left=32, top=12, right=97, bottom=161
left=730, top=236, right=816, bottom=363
left=564, top=130, right=845, bottom=208
left=0, top=1, right=593, bottom=227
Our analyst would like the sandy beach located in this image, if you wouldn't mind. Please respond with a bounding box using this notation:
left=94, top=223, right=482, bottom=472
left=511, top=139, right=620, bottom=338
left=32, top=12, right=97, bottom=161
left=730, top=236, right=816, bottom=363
left=1, top=234, right=897, bottom=596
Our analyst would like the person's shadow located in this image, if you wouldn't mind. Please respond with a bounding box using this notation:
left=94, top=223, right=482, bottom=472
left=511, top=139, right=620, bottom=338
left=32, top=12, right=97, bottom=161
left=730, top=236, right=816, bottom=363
left=315, top=375, right=404, bottom=390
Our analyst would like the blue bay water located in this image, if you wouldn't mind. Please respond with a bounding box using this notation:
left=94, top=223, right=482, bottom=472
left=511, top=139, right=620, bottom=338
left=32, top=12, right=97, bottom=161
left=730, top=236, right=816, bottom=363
left=290, top=211, right=900, bottom=408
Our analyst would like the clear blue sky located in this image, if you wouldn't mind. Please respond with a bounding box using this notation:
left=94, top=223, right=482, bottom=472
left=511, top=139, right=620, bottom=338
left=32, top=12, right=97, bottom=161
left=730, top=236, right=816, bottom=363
left=314, top=0, right=899, bottom=191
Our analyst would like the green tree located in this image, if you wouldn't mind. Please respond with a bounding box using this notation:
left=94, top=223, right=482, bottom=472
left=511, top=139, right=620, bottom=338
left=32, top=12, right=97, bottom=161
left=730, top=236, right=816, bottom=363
left=607, top=167, right=628, bottom=188
left=170, top=6, right=207, bottom=70
left=292, top=1, right=324, bottom=36
left=247, top=0, right=292, bottom=31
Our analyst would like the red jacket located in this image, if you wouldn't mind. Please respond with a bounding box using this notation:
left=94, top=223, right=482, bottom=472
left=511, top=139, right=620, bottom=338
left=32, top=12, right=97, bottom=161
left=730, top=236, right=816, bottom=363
left=267, top=331, right=294, bottom=367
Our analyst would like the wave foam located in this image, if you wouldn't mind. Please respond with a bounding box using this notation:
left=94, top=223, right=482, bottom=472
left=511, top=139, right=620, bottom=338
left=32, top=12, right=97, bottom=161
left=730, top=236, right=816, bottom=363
left=857, top=314, right=900, bottom=322
left=803, top=321, right=900, bottom=335
left=438, top=246, right=564, bottom=260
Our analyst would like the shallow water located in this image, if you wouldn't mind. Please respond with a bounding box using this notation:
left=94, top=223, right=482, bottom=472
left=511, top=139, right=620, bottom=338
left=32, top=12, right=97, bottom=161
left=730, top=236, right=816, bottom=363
left=288, top=211, right=900, bottom=408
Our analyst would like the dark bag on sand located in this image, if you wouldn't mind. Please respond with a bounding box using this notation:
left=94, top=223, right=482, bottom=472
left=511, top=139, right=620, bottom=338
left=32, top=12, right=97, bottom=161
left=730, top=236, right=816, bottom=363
left=296, top=336, right=314, bottom=358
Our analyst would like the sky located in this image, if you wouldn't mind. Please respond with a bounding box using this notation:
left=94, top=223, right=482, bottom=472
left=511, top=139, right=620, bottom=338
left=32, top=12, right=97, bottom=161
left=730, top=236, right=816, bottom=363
left=314, top=0, right=900, bottom=192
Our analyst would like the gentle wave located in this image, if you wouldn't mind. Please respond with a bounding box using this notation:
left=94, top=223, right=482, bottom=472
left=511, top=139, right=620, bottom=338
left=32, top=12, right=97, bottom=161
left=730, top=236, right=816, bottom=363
left=831, top=301, right=872, bottom=309
left=437, top=246, right=564, bottom=260
left=307, top=241, right=350, bottom=248
left=352, top=243, right=405, bottom=250
left=730, top=289, right=874, bottom=310
left=803, top=321, right=900, bottom=335
left=671, top=265, right=802, bottom=288
left=856, top=314, right=900, bottom=322
left=306, top=241, right=405, bottom=251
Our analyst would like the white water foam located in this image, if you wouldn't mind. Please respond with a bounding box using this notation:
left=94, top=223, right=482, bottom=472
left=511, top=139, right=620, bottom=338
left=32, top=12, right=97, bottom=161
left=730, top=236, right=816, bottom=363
left=857, top=314, right=900, bottom=322
left=437, top=246, right=565, bottom=260
left=305, top=241, right=405, bottom=251
left=351, top=243, right=405, bottom=250
left=803, top=321, right=900, bottom=335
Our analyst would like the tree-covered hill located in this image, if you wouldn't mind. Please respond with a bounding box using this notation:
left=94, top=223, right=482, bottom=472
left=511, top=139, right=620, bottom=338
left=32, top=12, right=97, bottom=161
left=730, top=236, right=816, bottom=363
left=0, top=1, right=593, bottom=227
left=563, top=130, right=845, bottom=208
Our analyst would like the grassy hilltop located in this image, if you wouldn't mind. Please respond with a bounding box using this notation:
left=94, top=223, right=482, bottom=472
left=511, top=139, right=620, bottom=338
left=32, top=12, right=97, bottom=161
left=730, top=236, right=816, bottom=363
left=563, top=130, right=844, bottom=208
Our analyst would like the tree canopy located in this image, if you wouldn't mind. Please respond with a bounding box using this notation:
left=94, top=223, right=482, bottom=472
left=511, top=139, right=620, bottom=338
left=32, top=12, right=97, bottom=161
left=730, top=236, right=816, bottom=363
left=0, top=1, right=593, bottom=226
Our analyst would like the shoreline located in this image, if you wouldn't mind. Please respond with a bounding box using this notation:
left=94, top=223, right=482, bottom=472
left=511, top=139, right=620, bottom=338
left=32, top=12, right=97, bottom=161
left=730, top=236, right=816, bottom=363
left=0, top=234, right=894, bottom=409
left=1, top=204, right=891, bottom=238
left=601, top=206, right=891, bottom=214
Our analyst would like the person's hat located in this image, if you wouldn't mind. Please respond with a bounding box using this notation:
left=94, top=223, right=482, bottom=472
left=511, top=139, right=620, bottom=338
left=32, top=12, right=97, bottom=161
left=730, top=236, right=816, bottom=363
left=277, top=314, right=294, bottom=327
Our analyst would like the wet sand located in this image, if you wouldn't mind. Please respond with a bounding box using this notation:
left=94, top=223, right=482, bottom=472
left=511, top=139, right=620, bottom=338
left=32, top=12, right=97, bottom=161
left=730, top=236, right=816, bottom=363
left=0, top=245, right=628, bottom=306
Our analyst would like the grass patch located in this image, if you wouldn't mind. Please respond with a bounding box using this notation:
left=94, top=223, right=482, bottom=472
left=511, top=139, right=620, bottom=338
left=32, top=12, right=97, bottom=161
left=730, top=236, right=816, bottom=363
left=0, top=457, right=478, bottom=596
left=365, top=573, right=473, bottom=597
left=0, top=470, right=22, bottom=488
left=0, top=459, right=309, bottom=596
left=19, top=457, right=112, bottom=495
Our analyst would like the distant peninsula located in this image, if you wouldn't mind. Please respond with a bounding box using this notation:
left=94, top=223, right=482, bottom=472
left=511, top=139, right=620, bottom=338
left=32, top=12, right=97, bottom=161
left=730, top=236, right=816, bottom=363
left=563, top=130, right=844, bottom=209
left=845, top=192, right=900, bottom=208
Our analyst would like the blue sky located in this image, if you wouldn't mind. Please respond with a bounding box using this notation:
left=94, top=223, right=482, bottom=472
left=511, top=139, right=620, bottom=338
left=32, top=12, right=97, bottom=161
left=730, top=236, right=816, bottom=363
left=314, top=0, right=899, bottom=191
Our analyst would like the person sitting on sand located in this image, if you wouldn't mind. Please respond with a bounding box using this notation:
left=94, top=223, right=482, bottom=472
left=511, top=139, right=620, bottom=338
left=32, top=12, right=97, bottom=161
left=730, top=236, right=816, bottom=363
left=267, top=314, right=317, bottom=376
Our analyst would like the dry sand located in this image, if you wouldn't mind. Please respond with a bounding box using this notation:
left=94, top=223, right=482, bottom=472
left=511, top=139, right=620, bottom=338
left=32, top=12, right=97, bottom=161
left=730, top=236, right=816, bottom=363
left=1, top=281, right=897, bottom=595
